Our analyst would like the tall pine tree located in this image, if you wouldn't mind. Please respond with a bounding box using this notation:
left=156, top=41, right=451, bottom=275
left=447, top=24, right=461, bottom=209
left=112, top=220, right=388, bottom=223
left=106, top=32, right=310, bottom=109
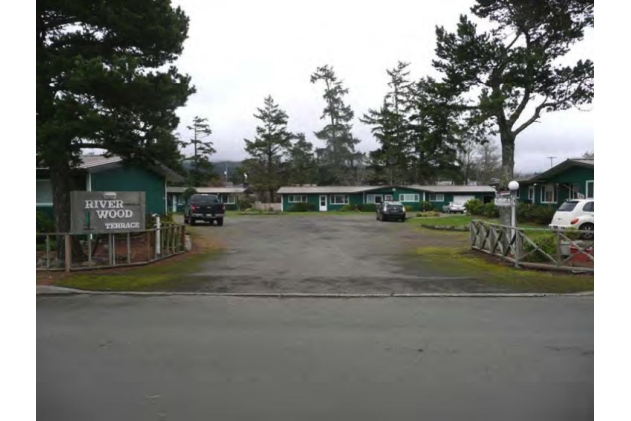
left=285, top=133, right=317, bottom=186
left=37, top=0, right=194, bottom=240
left=310, top=65, right=361, bottom=185
left=244, top=96, right=293, bottom=201
left=184, top=116, right=216, bottom=186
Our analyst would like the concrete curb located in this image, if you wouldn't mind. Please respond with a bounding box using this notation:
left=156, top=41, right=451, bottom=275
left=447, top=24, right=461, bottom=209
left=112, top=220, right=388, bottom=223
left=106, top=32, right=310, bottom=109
left=36, top=286, right=594, bottom=298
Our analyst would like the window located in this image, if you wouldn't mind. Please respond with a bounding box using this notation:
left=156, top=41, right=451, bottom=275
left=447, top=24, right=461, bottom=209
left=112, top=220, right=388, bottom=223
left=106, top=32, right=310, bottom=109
left=366, top=194, right=383, bottom=204
left=331, top=195, right=349, bottom=205
left=527, top=186, right=535, bottom=202
left=36, top=179, right=53, bottom=205
left=191, top=194, right=219, bottom=205
left=586, top=180, right=594, bottom=198
left=288, top=195, right=308, bottom=203
left=428, top=194, right=444, bottom=202
left=541, top=184, right=557, bottom=203
left=384, top=194, right=393, bottom=201
left=583, top=201, right=594, bottom=212
left=568, top=184, right=582, bottom=199
left=221, top=194, right=235, bottom=204
left=399, top=193, right=420, bottom=202
left=557, top=201, right=578, bottom=212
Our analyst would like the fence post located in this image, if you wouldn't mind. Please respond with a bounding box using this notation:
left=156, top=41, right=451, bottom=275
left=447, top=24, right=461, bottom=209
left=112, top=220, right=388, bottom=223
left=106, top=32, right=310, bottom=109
left=181, top=225, right=186, bottom=252
left=64, top=234, right=71, bottom=272
left=555, top=228, right=561, bottom=267
left=155, top=215, right=161, bottom=257
left=146, top=230, right=152, bottom=262
left=514, top=231, right=522, bottom=268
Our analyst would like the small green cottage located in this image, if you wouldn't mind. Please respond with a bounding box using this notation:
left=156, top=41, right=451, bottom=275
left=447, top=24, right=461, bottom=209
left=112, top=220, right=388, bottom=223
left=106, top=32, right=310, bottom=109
left=36, top=155, right=185, bottom=219
left=517, top=158, right=594, bottom=205
left=277, top=184, right=496, bottom=212
left=166, top=186, right=250, bottom=212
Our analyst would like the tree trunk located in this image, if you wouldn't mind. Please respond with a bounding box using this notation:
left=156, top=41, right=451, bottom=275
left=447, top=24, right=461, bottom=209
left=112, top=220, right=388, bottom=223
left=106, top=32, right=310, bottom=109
left=50, top=161, right=86, bottom=262
left=498, top=132, right=516, bottom=226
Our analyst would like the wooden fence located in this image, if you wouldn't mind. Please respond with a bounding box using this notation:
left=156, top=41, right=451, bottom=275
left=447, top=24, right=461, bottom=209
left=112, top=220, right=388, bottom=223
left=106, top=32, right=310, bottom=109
left=36, top=224, right=187, bottom=272
left=469, top=220, right=594, bottom=272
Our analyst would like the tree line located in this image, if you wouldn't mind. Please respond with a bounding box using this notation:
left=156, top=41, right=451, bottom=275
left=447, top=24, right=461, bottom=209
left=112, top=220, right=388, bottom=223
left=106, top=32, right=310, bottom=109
left=38, top=0, right=593, bottom=231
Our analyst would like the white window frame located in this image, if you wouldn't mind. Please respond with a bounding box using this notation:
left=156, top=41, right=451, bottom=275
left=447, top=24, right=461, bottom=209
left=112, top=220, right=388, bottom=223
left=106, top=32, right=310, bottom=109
left=568, top=184, right=582, bottom=199
left=399, top=193, right=420, bottom=202
left=330, top=194, right=349, bottom=205
left=36, top=179, right=53, bottom=206
left=586, top=180, right=594, bottom=198
left=527, top=186, right=535, bottom=202
left=540, top=184, right=557, bottom=204
left=384, top=194, right=393, bottom=201
left=428, top=194, right=445, bottom=202
left=221, top=194, right=236, bottom=204
left=366, top=194, right=383, bottom=204
left=288, top=195, right=308, bottom=203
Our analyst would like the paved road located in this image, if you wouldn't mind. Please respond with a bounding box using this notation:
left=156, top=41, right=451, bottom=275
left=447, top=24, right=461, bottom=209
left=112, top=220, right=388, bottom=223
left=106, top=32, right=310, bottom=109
left=179, top=215, right=508, bottom=293
left=37, top=295, right=593, bottom=421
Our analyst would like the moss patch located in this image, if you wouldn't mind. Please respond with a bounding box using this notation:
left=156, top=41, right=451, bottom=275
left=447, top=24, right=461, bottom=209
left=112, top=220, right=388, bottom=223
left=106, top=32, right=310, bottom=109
left=415, top=246, right=593, bottom=293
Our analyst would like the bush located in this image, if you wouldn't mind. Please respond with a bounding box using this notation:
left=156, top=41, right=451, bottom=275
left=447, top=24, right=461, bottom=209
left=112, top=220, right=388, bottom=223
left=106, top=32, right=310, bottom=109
left=37, top=212, right=55, bottom=234
left=516, top=203, right=556, bottom=225
left=338, top=204, right=357, bottom=212
left=182, top=187, right=197, bottom=203
left=238, top=196, right=254, bottom=211
left=419, top=201, right=434, bottom=212
left=358, top=203, right=377, bottom=212
left=523, top=234, right=557, bottom=263
left=464, top=199, right=485, bottom=216
left=288, top=202, right=316, bottom=212
left=416, top=211, right=440, bottom=217
left=483, top=202, right=499, bottom=218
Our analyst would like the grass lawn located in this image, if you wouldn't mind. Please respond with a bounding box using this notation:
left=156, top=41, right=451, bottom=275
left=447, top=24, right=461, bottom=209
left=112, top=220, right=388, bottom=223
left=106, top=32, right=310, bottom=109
left=415, top=246, right=593, bottom=293
left=409, top=214, right=551, bottom=239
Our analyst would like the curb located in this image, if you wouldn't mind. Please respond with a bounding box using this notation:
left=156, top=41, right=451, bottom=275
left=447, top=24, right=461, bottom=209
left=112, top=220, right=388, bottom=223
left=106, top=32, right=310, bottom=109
left=36, top=286, right=594, bottom=298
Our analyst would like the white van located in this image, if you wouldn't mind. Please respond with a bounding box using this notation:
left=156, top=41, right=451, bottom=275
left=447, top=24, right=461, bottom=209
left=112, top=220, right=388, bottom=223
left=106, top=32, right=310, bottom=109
left=549, top=199, right=594, bottom=239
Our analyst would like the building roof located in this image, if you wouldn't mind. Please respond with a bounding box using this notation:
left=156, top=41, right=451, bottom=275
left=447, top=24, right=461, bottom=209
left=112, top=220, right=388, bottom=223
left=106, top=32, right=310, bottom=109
left=167, top=186, right=248, bottom=194
left=526, top=158, right=594, bottom=184
left=277, top=184, right=496, bottom=194
left=40, top=154, right=185, bottom=182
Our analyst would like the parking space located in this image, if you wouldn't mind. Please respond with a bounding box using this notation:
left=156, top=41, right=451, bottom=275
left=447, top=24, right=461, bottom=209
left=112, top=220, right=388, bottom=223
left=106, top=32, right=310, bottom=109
left=175, top=215, right=513, bottom=294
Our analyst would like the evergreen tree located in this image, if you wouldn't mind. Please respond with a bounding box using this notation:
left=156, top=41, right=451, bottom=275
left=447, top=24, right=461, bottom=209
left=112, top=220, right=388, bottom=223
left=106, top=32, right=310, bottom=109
left=310, top=65, right=361, bottom=185
left=37, top=0, right=193, bottom=243
left=184, top=116, right=216, bottom=185
left=244, top=96, right=293, bottom=201
left=431, top=0, right=593, bottom=187
left=286, top=133, right=317, bottom=186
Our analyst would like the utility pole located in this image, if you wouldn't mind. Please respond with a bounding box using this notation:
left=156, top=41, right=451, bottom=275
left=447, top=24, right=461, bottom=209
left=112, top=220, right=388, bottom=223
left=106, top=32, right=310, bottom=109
left=546, top=156, right=556, bottom=168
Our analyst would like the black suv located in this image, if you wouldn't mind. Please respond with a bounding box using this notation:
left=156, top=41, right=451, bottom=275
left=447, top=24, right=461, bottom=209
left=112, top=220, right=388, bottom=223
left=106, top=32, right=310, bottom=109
left=184, top=194, right=225, bottom=226
left=376, top=201, right=407, bottom=222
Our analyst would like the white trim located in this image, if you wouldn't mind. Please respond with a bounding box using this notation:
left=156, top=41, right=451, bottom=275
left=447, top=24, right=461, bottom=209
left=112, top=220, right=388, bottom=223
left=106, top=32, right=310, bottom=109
left=281, top=195, right=284, bottom=212
left=586, top=180, right=594, bottom=198
left=399, top=193, right=420, bottom=202
left=540, top=184, right=557, bottom=204
left=366, top=194, right=383, bottom=204
left=86, top=172, right=92, bottom=192
left=288, top=195, right=308, bottom=203
left=220, top=194, right=236, bottom=204
left=527, top=186, right=535, bottom=201
left=330, top=194, right=349, bottom=205
left=164, top=178, right=168, bottom=214
left=428, top=193, right=445, bottom=202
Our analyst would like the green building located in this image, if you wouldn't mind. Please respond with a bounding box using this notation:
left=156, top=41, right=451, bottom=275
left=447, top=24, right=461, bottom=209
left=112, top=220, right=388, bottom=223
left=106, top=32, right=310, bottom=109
left=36, top=155, right=185, bottom=219
left=277, top=185, right=496, bottom=212
left=516, top=158, right=594, bottom=206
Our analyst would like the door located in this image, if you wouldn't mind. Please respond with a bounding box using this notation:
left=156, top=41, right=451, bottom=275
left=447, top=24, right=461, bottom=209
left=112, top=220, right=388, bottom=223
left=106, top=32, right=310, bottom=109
left=319, top=195, right=327, bottom=212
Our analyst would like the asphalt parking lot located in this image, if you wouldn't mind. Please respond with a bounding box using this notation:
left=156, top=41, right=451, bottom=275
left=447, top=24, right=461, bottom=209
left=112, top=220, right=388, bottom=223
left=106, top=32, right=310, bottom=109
left=177, top=214, right=511, bottom=294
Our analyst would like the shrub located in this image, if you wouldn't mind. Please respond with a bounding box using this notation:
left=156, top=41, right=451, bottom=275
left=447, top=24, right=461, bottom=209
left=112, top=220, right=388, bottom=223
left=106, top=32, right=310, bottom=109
left=37, top=212, right=55, bottom=234
left=516, top=203, right=556, bottom=225
left=162, top=212, right=175, bottom=224
left=483, top=202, right=499, bottom=218
left=338, top=204, right=353, bottom=212
left=358, top=203, right=377, bottom=212
left=182, top=187, right=197, bottom=203
left=289, top=202, right=316, bottom=212
left=419, top=201, right=434, bottom=212
left=416, top=211, right=440, bottom=217
left=523, top=234, right=557, bottom=263
left=464, top=199, right=485, bottom=216
left=238, top=196, right=254, bottom=211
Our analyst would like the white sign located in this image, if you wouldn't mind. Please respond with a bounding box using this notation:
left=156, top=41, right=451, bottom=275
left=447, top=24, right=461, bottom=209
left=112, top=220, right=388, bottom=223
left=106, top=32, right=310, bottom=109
left=494, top=193, right=513, bottom=207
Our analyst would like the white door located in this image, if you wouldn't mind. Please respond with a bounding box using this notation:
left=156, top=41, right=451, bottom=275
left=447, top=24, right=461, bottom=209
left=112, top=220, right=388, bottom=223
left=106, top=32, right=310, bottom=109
left=319, top=195, right=327, bottom=212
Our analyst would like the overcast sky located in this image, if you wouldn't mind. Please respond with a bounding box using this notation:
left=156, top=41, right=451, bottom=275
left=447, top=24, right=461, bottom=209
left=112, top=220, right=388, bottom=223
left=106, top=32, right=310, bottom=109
left=171, top=0, right=594, bottom=174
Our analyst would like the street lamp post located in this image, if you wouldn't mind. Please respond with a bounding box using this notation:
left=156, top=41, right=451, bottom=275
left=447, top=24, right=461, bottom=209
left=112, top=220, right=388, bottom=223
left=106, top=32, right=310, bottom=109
left=508, top=180, right=520, bottom=266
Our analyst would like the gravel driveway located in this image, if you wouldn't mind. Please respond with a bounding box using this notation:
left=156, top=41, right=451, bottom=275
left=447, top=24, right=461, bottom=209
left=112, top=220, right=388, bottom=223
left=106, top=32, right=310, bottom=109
left=175, top=214, right=511, bottom=294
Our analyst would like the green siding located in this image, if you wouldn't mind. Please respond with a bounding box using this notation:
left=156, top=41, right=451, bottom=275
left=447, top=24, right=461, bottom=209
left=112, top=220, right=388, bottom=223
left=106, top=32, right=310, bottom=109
left=36, top=205, right=54, bottom=219
left=91, top=165, right=166, bottom=215
left=518, top=165, right=594, bottom=206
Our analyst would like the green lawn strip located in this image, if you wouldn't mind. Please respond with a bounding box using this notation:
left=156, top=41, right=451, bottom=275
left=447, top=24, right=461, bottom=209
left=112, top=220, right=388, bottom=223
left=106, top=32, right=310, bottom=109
left=55, top=252, right=219, bottom=291
left=415, top=246, right=593, bottom=293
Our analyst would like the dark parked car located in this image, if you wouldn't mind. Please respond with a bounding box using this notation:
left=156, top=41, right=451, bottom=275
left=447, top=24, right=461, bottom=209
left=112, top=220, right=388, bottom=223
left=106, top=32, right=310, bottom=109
left=376, top=201, right=407, bottom=222
left=184, top=194, right=225, bottom=226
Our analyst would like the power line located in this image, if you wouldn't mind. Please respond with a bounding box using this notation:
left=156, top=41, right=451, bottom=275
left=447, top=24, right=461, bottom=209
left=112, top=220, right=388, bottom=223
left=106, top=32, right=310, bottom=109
left=546, top=156, right=556, bottom=168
